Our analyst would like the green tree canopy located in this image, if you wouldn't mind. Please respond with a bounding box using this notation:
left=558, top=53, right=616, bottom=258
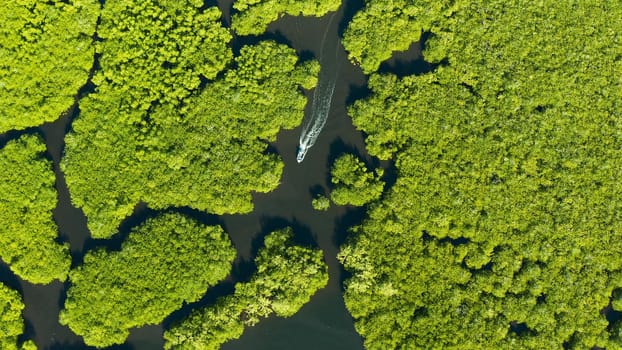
left=311, top=194, right=331, bottom=211
left=164, top=228, right=328, bottom=349
left=231, top=0, right=341, bottom=35
left=0, top=283, right=36, bottom=350
left=330, top=153, right=384, bottom=206
left=0, top=135, right=70, bottom=284
left=342, top=0, right=461, bottom=74
left=59, top=212, right=236, bottom=348
left=62, top=0, right=319, bottom=239
left=0, top=0, right=99, bottom=133
left=341, top=1, right=622, bottom=349
left=93, top=0, right=232, bottom=109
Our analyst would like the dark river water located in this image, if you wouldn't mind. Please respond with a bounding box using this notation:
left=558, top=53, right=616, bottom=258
left=0, top=0, right=423, bottom=349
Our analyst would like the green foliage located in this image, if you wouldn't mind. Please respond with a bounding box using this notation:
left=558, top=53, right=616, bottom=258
left=342, top=0, right=459, bottom=73
left=330, top=154, right=383, bottom=206
left=164, top=228, right=328, bottom=349
left=20, top=341, right=36, bottom=350
left=232, top=0, right=341, bottom=35
left=341, top=1, right=622, bottom=349
left=312, top=195, right=331, bottom=211
left=0, top=135, right=70, bottom=284
left=0, top=283, right=33, bottom=350
left=0, top=0, right=99, bottom=133
left=59, top=213, right=236, bottom=348
left=93, top=0, right=232, bottom=109
left=614, top=290, right=622, bottom=312
left=63, top=0, right=319, bottom=239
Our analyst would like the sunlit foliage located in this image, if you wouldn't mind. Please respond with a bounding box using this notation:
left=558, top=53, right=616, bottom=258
left=0, top=283, right=36, bottom=350
left=341, top=1, right=622, bottom=348
left=59, top=213, right=236, bottom=348
left=0, top=0, right=99, bottom=133
left=312, top=194, right=331, bottom=211
left=0, top=135, right=70, bottom=284
left=330, top=153, right=383, bottom=206
left=164, top=228, right=328, bottom=349
left=342, top=0, right=460, bottom=73
left=92, top=0, right=232, bottom=109
left=62, top=0, right=319, bottom=238
left=232, top=0, right=341, bottom=35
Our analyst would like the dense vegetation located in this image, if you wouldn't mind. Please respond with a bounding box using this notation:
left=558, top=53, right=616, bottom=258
left=2, top=0, right=621, bottom=349
left=59, top=213, right=236, bottom=347
left=232, top=0, right=341, bottom=35
left=341, top=0, right=449, bottom=73
left=164, top=228, right=328, bottom=349
left=340, top=1, right=622, bottom=348
left=330, top=154, right=383, bottom=206
left=0, top=283, right=36, bottom=350
left=62, top=0, right=319, bottom=238
left=311, top=194, right=331, bottom=211
left=0, top=0, right=99, bottom=133
left=0, top=135, right=70, bottom=284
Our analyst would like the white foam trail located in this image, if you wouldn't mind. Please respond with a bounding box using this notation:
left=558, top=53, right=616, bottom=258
left=297, top=11, right=339, bottom=163
left=297, top=71, right=337, bottom=163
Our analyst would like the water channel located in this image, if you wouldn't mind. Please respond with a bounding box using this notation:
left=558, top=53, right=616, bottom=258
left=0, top=0, right=425, bottom=348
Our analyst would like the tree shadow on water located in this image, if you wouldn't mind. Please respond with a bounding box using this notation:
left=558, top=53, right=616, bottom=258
left=17, top=319, right=36, bottom=348
left=46, top=342, right=100, bottom=350
left=308, top=184, right=327, bottom=198
left=163, top=216, right=317, bottom=331
left=332, top=206, right=367, bottom=290
left=254, top=216, right=318, bottom=254
left=231, top=30, right=294, bottom=57
left=345, top=80, right=371, bottom=107
left=337, top=0, right=365, bottom=38
left=326, top=137, right=381, bottom=187
left=0, top=261, right=23, bottom=294
left=378, top=32, right=448, bottom=78
left=0, top=127, right=41, bottom=150
left=77, top=203, right=157, bottom=266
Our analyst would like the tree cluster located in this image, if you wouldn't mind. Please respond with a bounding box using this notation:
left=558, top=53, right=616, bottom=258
left=232, top=0, right=341, bottom=35
left=0, top=135, right=70, bottom=284
left=164, top=228, right=328, bottom=349
left=0, top=0, right=99, bottom=133
left=330, top=153, right=384, bottom=206
left=0, top=1, right=334, bottom=348
left=341, top=1, right=622, bottom=348
left=62, top=0, right=319, bottom=238
left=59, top=213, right=236, bottom=348
left=0, top=283, right=36, bottom=350
left=311, top=194, right=331, bottom=211
left=342, top=0, right=458, bottom=73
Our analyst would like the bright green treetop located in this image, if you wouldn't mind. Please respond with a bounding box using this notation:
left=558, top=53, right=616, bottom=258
left=311, top=194, right=331, bottom=211
left=59, top=213, right=236, bottom=348
left=0, top=283, right=36, bottom=350
left=0, top=135, right=70, bottom=284
left=330, top=153, right=384, bottom=206
left=93, top=0, right=232, bottom=110
left=342, top=0, right=459, bottom=73
left=164, top=228, right=328, bottom=349
left=341, top=1, right=622, bottom=349
left=0, top=0, right=99, bottom=133
left=232, top=0, right=341, bottom=35
left=63, top=0, right=319, bottom=239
